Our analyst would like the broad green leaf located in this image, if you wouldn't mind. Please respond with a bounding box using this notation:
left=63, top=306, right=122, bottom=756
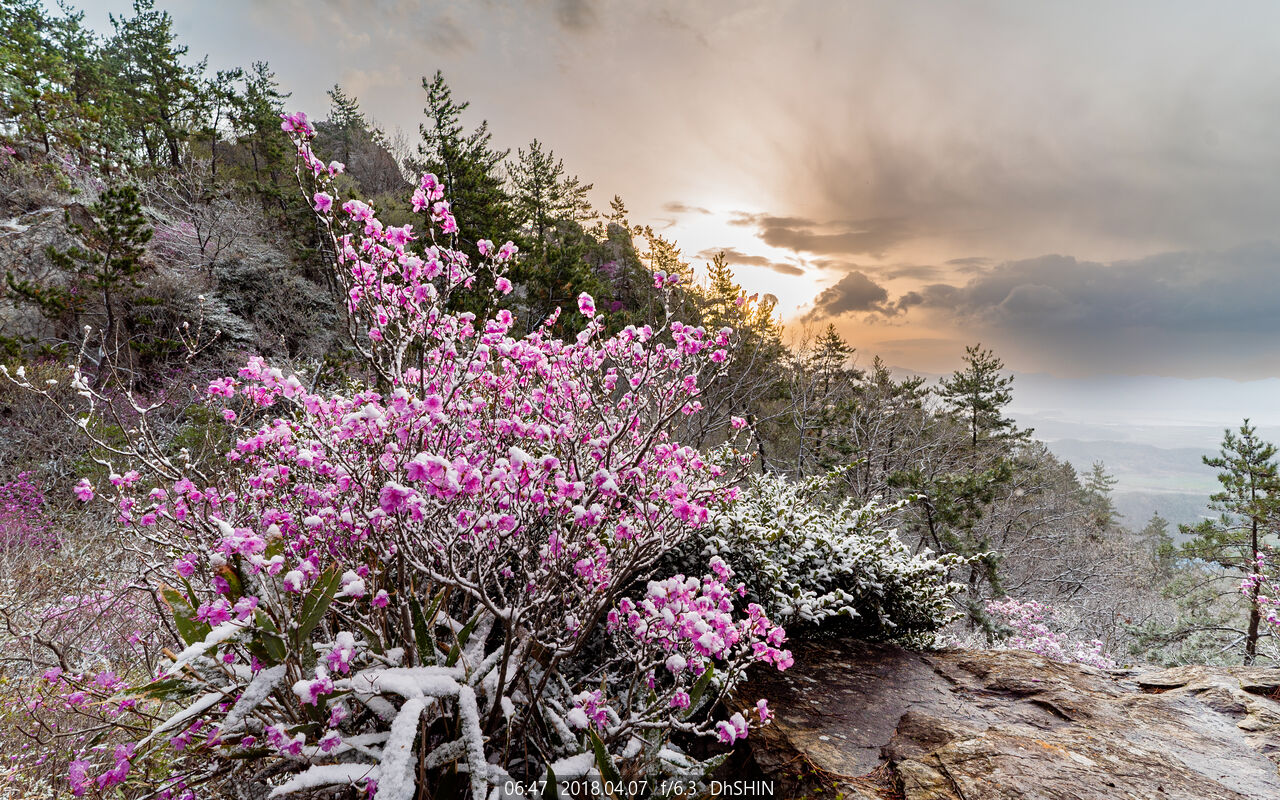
left=688, top=665, right=715, bottom=710
left=293, top=567, right=343, bottom=647
left=444, top=611, right=481, bottom=668
left=217, top=563, right=244, bottom=600
left=588, top=729, right=624, bottom=797
left=250, top=610, right=287, bottom=665
left=410, top=592, right=444, bottom=666
left=159, top=585, right=211, bottom=647
left=543, top=764, right=561, bottom=800
left=123, top=676, right=198, bottom=700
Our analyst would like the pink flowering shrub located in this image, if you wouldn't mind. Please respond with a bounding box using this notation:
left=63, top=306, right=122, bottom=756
left=985, top=597, right=1116, bottom=670
left=4, top=111, right=791, bottom=798
left=0, top=472, right=59, bottom=553
left=0, top=661, right=164, bottom=798
left=1242, top=552, right=1280, bottom=634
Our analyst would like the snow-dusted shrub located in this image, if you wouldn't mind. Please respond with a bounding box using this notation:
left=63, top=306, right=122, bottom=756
left=3, top=112, right=791, bottom=799
left=698, top=471, right=964, bottom=645
left=985, top=597, right=1116, bottom=669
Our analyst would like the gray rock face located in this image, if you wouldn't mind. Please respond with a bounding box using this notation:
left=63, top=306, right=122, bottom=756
left=739, top=639, right=1280, bottom=799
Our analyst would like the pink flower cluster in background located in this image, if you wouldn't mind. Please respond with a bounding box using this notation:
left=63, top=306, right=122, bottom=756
left=986, top=597, right=1116, bottom=670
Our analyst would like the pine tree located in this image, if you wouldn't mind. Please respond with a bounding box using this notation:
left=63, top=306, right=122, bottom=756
left=1139, top=512, right=1176, bottom=579
left=804, top=324, right=859, bottom=470
left=322, top=85, right=386, bottom=164
left=106, top=0, right=204, bottom=167
left=507, top=138, right=597, bottom=326
left=0, top=0, right=81, bottom=155
left=510, top=139, right=594, bottom=242
left=830, top=356, right=929, bottom=499
left=937, top=344, right=1024, bottom=450
left=414, top=71, right=512, bottom=257
left=232, top=61, right=291, bottom=205
left=201, top=67, right=243, bottom=182
left=1082, top=461, right=1119, bottom=532
left=1181, top=420, right=1280, bottom=663
left=46, top=185, right=153, bottom=384
left=49, top=3, right=122, bottom=165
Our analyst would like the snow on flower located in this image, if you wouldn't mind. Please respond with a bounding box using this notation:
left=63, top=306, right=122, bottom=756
left=73, top=478, right=94, bottom=502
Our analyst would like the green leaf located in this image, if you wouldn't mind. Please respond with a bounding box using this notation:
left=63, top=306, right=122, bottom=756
left=411, top=592, right=444, bottom=666
left=293, top=567, right=343, bottom=648
left=543, top=764, right=561, bottom=800
left=697, top=751, right=729, bottom=779
left=688, top=665, right=715, bottom=710
left=124, top=677, right=201, bottom=701
left=250, top=610, right=287, bottom=665
left=444, top=611, right=481, bottom=668
left=217, top=562, right=244, bottom=601
left=588, top=729, right=624, bottom=797
left=354, top=620, right=384, bottom=654
left=159, top=585, right=211, bottom=647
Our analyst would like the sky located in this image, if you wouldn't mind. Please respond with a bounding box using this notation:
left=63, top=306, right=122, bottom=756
left=73, top=0, right=1280, bottom=380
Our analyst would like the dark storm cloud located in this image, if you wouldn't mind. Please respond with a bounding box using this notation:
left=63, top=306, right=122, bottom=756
left=912, top=243, right=1280, bottom=335
left=695, top=247, right=805, bottom=276
left=784, top=3, right=1280, bottom=268
left=804, top=271, right=893, bottom=320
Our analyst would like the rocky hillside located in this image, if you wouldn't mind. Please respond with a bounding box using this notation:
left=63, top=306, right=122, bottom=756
left=739, top=639, right=1280, bottom=799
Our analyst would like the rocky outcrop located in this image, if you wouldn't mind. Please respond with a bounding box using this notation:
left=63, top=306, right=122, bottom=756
left=738, top=639, right=1280, bottom=799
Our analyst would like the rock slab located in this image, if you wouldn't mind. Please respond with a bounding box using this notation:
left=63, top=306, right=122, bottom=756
left=740, top=639, right=1280, bottom=799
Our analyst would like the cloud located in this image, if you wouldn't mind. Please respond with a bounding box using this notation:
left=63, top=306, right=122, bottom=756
left=908, top=244, right=1280, bottom=332
left=806, top=259, right=943, bottom=281
left=554, top=0, right=597, bottom=31
left=695, top=247, right=805, bottom=276
left=663, top=201, right=712, bottom=215
left=805, top=271, right=893, bottom=320
left=422, top=10, right=475, bottom=55
left=729, top=213, right=909, bottom=258
left=881, top=264, right=945, bottom=280
left=945, top=257, right=992, bottom=274
left=890, top=242, right=1280, bottom=375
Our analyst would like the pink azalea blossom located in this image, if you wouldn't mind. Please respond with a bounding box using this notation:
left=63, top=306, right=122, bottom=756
left=73, top=478, right=94, bottom=502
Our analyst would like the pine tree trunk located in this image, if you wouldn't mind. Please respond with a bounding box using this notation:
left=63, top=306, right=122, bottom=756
left=1246, top=518, right=1261, bottom=664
